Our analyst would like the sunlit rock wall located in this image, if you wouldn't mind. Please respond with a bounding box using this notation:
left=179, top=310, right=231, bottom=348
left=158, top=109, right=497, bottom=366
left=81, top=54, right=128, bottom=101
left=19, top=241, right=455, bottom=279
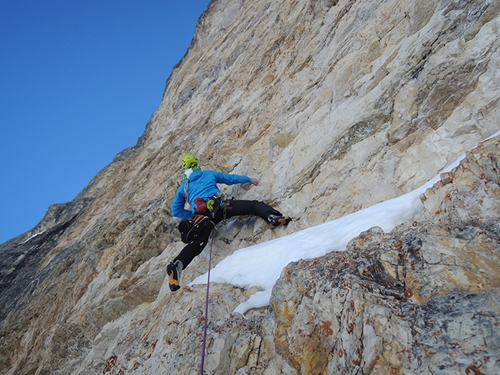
left=0, top=0, right=499, bottom=374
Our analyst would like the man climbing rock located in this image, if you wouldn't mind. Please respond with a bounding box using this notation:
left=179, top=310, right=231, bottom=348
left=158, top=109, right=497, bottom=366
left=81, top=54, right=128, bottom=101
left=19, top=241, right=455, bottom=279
left=167, top=153, right=291, bottom=291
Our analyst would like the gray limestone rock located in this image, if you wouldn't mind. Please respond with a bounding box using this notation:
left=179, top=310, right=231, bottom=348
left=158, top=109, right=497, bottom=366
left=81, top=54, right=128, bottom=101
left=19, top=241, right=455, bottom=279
left=1, top=0, right=499, bottom=374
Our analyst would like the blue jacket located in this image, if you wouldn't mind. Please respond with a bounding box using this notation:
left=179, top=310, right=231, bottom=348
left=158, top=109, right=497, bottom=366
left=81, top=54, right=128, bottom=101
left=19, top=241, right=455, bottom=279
left=171, top=169, right=251, bottom=219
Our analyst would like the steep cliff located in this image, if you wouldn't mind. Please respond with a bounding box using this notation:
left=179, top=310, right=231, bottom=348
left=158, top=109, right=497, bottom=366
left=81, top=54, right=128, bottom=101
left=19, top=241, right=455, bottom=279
left=1, top=0, right=499, bottom=374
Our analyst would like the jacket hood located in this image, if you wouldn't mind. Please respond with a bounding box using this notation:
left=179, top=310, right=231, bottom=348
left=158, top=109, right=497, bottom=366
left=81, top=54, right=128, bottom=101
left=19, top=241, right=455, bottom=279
left=184, top=168, right=202, bottom=182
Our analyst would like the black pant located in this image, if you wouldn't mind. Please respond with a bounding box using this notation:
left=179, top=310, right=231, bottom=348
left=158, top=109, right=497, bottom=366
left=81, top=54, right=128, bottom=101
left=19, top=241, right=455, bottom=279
left=174, top=200, right=281, bottom=268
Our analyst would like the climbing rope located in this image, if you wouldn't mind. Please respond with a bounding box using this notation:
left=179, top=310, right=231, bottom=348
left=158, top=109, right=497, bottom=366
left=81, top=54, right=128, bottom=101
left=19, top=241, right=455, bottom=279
left=200, top=229, right=216, bottom=375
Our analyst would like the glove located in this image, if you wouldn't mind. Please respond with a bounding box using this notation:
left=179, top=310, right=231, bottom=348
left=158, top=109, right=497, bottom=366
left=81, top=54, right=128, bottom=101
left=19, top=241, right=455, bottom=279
left=207, top=199, right=215, bottom=211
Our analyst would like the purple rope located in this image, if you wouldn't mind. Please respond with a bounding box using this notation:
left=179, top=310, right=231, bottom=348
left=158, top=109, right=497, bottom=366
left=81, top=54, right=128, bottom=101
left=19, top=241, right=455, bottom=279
left=200, top=232, right=216, bottom=375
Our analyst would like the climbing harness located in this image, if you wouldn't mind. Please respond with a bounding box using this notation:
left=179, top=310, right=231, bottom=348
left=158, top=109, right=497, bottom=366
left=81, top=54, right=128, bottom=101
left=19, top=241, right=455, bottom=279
left=179, top=214, right=211, bottom=244
left=200, top=229, right=216, bottom=375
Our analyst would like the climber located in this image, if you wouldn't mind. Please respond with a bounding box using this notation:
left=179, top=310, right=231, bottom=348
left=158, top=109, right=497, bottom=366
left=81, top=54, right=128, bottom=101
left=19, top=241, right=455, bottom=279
left=167, top=153, right=291, bottom=291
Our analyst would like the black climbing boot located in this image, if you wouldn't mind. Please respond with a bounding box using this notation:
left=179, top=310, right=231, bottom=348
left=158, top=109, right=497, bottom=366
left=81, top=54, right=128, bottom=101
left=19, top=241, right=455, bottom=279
left=167, top=260, right=183, bottom=291
left=268, top=214, right=292, bottom=227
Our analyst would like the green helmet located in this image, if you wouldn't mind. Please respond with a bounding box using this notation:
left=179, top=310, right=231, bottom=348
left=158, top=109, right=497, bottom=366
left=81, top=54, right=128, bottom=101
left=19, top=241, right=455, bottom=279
left=181, top=154, right=199, bottom=169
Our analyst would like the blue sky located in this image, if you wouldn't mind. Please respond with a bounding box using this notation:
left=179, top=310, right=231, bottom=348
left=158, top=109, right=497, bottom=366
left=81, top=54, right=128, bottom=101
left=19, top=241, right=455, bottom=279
left=0, top=0, right=211, bottom=244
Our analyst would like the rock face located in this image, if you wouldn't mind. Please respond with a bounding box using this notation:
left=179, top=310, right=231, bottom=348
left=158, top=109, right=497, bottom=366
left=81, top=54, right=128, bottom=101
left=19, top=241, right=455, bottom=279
left=272, top=136, right=500, bottom=374
left=0, top=0, right=499, bottom=374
